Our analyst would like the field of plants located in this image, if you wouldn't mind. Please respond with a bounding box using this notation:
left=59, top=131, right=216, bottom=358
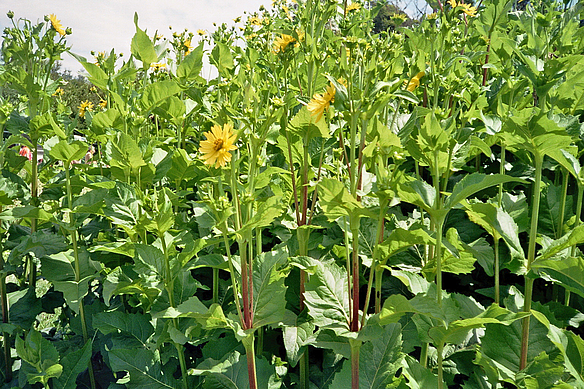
left=0, top=0, right=583, bottom=387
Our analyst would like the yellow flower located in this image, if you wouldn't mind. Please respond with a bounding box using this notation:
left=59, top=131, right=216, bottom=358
left=199, top=124, right=238, bottom=168
left=448, top=0, right=457, bottom=7
left=249, top=16, right=262, bottom=26
left=78, top=100, right=94, bottom=118
left=99, top=99, right=107, bottom=109
left=150, top=63, right=166, bottom=71
left=48, top=14, right=65, bottom=36
left=183, top=39, right=193, bottom=55
left=337, top=77, right=348, bottom=88
left=427, top=12, right=438, bottom=20
left=461, top=3, right=478, bottom=17
left=406, top=71, right=425, bottom=92
left=197, top=29, right=206, bottom=36
left=233, top=16, right=242, bottom=23
left=307, top=84, right=335, bottom=122
left=52, top=87, right=64, bottom=97
left=346, top=3, right=361, bottom=12
left=273, top=34, right=296, bottom=53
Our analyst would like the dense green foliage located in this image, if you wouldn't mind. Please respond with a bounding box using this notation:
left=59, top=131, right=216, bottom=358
left=0, top=0, right=584, bottom=388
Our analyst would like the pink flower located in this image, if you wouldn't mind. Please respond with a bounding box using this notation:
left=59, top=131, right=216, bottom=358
left=19, top=146, right=32, bottom=161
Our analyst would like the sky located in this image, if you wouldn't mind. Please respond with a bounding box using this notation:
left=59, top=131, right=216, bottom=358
left=0, top=0, right=429, bottom=76
left=0, top=0, right=270, bottom=74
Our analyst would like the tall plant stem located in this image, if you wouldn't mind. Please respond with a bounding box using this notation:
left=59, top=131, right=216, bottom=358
left=494, top=238, right=500, bottom=305
left=437, top=343, right=445, bottom=389
left=28, top=144, right=39, bottom=290
left=350, top=340, right=361, bottom=389
left=243, top=332, right=258, bottom=389
left=222, top=224, right=244, bottom=323
left=212, top=268, right=219, bottom=304
left=0, top=255, right=11, bottom=382
left=350, top=225, right=360, bottom=332
left=520, top=154, right=543, bottom=370
left=362, top=198, right=388, bottom=326
left=557, top=169, right=569, bottom=239
left=374, top=267, right=383, bottom=313
left=566, top=184, right=584, bottom=306
left=297, top=226, right=310, bottom=389
left=65, top=166, right=96, bottom=389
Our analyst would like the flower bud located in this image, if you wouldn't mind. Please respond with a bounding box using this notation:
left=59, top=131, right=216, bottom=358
left=7, top=11, right=14, bottom=19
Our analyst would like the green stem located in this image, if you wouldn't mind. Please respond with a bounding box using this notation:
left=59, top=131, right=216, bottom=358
left=520, top=153, right=543, bottom=370
left=420, top=342, right=429, bottom=368
left=494, top=238, right=500, bottom=305
left=350, top=226, right=360, bottom=332
left=374, top=268, right=383, bottom=313
left=350, top=340, right=361, bottom=389
left=212, top=268, right=219, bottom=304
left=175, top=342, right=188, bottom=389
left=557, top=169, right=568, bottom=239
left=243, top=333, right=258, bottom=389
left=437, top=343, right=445, bottom=389
left=0, top=256, right=11, bottom=382
left=222, top=224, right=244, bottom=323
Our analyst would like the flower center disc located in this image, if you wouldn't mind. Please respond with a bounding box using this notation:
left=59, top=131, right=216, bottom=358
left=213, top=139, right=224, bottom=151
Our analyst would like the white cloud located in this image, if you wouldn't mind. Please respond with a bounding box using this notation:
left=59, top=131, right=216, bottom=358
left=1, top=0, right=268, bottom=74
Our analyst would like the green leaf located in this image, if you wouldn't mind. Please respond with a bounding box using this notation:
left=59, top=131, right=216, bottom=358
left=29, top=112, right=66, bottom=140
left=108, top=132, right=147, bottom=171
left=91, top=108, right=124, bottom=134
left=16, top=329, right=61, bottom=382
left=312, top=329, right=351, bottom=358
left=377, top=228, right=435, bottom=264
left=481, top=316, right=557, bottom=380
left=536, top=224, right=584, bottom=262
left=288, top=105, right=330, bottom=141
left=532, top=256, right=584, bottom=298
left=252, top=248, right=289, bottom=329
left=177, top=43, right=204, bottom=82
left=318, top=178, right=363, bottom=221
left=445, top=173, right=525, bottom=210
left=41, top=249, right=99, bottom=314
left=464, top=201, right=524, bottom=257
left=237, top=196, right=285, bottom=239
left=131, top=13, right=158, bottom=67
left=200, top=352, right=279, bottom=389
left=210, top=42, right=234, bottom=76
left=400, top=355, right=438, bottom=389
left=304, top=260, right=351, bottom=332
left=109, top=348, right=177, bottom=389
left=54, top=340, right=92, bottom=389
left=8, top=231, right=67, bottom=265
left=94, top=311, right=154, bottom=347
left=360, top=323, right=403, bottom=389
left=140, top=80, right=182, bottom=113
left=282, top=312, right=315, bottom=367
left=50, top=140, right=88, bottom=164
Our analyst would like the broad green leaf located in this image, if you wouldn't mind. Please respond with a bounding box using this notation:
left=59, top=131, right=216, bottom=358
left=210, top=42, right=234, bottom=76
left=481, top=316, right=557, bottom=380
left=134, top=244, right=166, bottom=279
left=109, top=348, right=176, bottom=389
left=200, top=352, right=279, bottom=389
left=516, top=352, right=565, bottom=389
left=377, top=228, right=434, bottom=264
left=532, top=256, right=584, bottom=298
left=8, top=231, right=67, bottom=265
left=535, top=225, right=584, bottom=262
left=304, top=260, right=351, bottom=332
left=464, top=201, right=524, bottom=257
left=445, top=173, right=525, bottom=210
left=318, top=178, right=362, bottom=221
left=108, top=132, right=147, bottom=170
left=166, top=148, right=197, bottom=183
left=140, top=80, right=181, bottom=113
left=360, top=323, right=403, bottom=389
left=400, top=355, right=438, bottom=389
left=29, top=112, right=66, bottom=140
left=501, top=108, right=573, bottom=159
left=41, top=249, right=99, bottom=313
left=8, top=289, right=42, bottom=329
left=252, top=248, right=289, bottom=329
left=91, top=108, right=124, bottom=134
left=282, top=312, right=315, bottom=367
left=131, top=13, right=158, bottom=66
left=428, top=304, right=529, bottom=346
left=237, top=196, right=285, bottom=239
left=390, top=269, right=432, bottom=295
left=93, top=311, right=154, bottom=347
left=177, top=43, right=204, bottom=82
left=16, top=329, right=61, bottom=386
left=288, top=105, right=329, bottom=141
left=50, top=140, right=87, bottom=164
left=54, top=340, right=92, bottom=389
left=311, top=329, right=351, bottom=358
